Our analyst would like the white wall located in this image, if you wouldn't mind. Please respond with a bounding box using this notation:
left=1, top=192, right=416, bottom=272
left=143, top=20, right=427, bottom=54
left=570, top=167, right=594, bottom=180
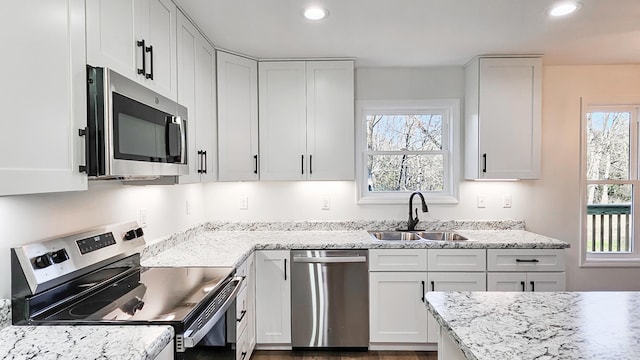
left=205, top=66, right=535, bottom=221
left=0, top=182, right=206, bottom=299
left=527, top=64, right=640, bottom=291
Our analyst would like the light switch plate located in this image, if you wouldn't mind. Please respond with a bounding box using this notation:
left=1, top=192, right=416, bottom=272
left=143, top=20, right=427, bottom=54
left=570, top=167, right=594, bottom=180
left=477, top=195, right=486, bottom=208
left=503, top=194, right=512, bottom=208
left=239, top=196, right=249, bottom=210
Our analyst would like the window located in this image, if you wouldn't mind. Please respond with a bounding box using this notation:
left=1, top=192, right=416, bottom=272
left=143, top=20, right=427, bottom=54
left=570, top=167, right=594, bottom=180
left=356, top=99, right=460, bottom=204
left=581, top=100, right=640, bottom=266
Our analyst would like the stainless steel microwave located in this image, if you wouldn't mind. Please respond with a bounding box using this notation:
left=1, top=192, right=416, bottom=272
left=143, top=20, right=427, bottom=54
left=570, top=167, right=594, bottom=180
left=84, top=66, right=188, bottom=179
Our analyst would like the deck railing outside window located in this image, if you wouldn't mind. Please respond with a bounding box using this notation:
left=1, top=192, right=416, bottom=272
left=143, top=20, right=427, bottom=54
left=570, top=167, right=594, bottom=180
left=587, top=204, right=632, bottom=252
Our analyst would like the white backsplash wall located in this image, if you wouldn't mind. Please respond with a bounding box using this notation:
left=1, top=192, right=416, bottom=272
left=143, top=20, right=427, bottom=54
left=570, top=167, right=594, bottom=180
left=0, top=181, right=206, bottom=299
left=203, top=180, right=533, bottom=222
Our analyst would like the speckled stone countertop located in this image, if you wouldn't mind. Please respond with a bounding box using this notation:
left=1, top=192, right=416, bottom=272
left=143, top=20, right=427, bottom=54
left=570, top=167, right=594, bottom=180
left=0, top=325, right=173, bottom=360
left=426, top=292, right=640, bottom=360
left=0, top=299, right=173, bottom=359
left=142, top=228, right=568, bottom=268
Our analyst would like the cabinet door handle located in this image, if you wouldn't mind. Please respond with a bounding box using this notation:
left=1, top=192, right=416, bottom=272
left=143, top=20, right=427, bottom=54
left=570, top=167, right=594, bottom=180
left=309, top=155, right=313, bottom=175
left=516, top=259, right=540, bottom=263
left=197, top=150, right=204, bottom=174
left=254, top=154, right=258, bottom=174
left=284, top=258, right=287, bottom=281
left=520, top=281, right=525, bottom=292
left=137, top=39, right=146, bottom=75
left=241, top=352, right=247, bottom=360
left=421, top=281, right=425, bottom=303
left=145, top=44, right=154, bottom=80
left=482, top=153, right=487, bottom=173
left=301, top=155, right=304, bottom=175
left=530, top=281, right=535, bottom=292
left=236, top=310, right=247, bottom=322
left=430, top=281, right=435, bottom=291
left=203, top=151, right=207, bottom=174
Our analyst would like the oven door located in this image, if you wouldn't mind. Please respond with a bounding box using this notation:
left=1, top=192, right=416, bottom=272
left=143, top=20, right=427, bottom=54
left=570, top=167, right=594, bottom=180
left=176, top=276, right=243, bottom=359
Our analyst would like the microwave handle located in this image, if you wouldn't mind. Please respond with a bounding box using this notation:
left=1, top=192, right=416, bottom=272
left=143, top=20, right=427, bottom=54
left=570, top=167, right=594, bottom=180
left=179, top=117, right=187, bottom=164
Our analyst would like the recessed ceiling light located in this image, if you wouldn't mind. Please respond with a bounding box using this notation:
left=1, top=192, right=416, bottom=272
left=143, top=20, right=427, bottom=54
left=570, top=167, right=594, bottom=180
left=303, top=7, right=328, bottom=20
left=548, top=1, right=582, bottom=17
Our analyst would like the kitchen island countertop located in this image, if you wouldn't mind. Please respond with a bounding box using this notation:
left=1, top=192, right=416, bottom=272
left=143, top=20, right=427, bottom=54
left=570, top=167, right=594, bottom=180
left=425, top=291, right=640, bottom=360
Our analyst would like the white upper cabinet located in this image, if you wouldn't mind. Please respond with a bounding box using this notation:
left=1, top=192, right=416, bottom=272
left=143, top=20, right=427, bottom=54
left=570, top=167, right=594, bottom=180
left=259, top=60, right=355, bottom=181
left=1, top=0, right=88, bottom=196
left=258, top=61, right=307, bottom=181
left=217, top=51, right=259, bottom=181
left=464, top=56, right=542, bottom=179
left=86, top=0, right=177, bottom=100
left=176, top=12, right=217, bottom=184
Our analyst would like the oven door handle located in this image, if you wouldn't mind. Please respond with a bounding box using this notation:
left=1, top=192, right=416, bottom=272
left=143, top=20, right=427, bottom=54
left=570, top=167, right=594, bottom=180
left=181, top=276, right=243, bottom=349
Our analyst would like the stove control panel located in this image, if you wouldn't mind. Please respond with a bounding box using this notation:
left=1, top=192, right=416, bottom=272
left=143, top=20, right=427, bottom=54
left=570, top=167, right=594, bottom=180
left=76, top=232, right=116, bottom=254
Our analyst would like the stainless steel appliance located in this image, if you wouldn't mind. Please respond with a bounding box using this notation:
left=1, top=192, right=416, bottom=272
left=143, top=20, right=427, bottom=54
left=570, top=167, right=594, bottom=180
left=291, top=249, right=369, bottom=349
left=11, top=221, right=242, bottom=360
left=84, top=66, right=188, bottom=179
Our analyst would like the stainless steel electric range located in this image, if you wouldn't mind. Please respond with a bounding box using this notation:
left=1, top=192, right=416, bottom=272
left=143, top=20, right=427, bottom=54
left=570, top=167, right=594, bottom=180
left=11, top=221, right=242, bottom=360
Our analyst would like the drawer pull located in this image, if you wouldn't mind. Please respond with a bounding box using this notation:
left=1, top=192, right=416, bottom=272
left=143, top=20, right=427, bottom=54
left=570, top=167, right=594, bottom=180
left=236, top=310, right=247, bottom=322
left=241, top=351, right=247, bottom=360
left=530, top=281, right=535, bottom=292
left=515, top=259, right=540, bottom=263
left=520, top=281, right=525, bottom=292
left=421, top=281, right=425, bottom=303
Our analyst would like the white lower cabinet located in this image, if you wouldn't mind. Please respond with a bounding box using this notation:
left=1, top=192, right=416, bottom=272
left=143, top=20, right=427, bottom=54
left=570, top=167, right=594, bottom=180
left=235, top=253, right=255, bottom=359
left=487, top=272, right=566, bottom=291
left=369, top=271, right=430, bottom=344
left=153, top=339, right=174, bottom=360
left=255, top=250, right=291, bottom=346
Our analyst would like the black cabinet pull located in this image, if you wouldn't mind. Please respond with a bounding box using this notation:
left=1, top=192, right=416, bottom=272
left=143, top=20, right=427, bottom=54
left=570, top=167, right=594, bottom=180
left=516, top=259, right=540, bottom=263
left=430, top=281, right=435, bottom=291
left=284, top=258, right=287, bottom=281
left=197, top=150, right=204, bottom=174
left=137, top=39, right=146, bottom=75
left=145, top=44, right=154, bottom=80
left=310, top=154, right=313, bottom=174
left=421, top=281, right=425, bottom=302
left=530, top=281, right=535, bottom=292
left=236, top=310, right=247, bottom=322
left=301, top=155, right=304, bottom=175
left=203, top=150, right=207, bottom=174
left=78, top=127, right=87, bottom=173
left=254, top=155, right=258, bottom=174
left=482, top=153, right=487, bottom=173
left=241, top=352, right=247, bottom=360
left=520, top=281, right=525, bottom=292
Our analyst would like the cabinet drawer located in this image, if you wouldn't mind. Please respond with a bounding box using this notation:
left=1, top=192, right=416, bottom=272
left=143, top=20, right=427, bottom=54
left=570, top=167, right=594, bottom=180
left=236, top=254, right=254, bottom=291
left=236, top=286, right=249, bottom=335
left=487, top=249, right=565, bottom=272
left=236, top=325, right=250, bottom=360
left=427, top=249, right=486, bottom=272
left=427, top=272, right=487, bottom=291
left=369, top=249, right=428, bottom=271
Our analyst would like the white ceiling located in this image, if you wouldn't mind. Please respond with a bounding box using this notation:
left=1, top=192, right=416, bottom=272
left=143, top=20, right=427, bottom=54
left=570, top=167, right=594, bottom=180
left=175, top=0, right=640, bottom=67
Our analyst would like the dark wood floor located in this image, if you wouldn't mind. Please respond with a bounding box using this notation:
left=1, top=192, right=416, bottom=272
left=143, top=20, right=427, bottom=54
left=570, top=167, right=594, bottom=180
left=251, top=350, right=437, bottom=360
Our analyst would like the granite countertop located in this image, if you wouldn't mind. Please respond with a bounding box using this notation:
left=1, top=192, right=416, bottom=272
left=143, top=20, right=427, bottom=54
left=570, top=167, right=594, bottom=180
left=0, top=300, right=173, bottom=360
left=425, top=291, right=640, bottom=360
left=142, top=228, right=569, bottom=267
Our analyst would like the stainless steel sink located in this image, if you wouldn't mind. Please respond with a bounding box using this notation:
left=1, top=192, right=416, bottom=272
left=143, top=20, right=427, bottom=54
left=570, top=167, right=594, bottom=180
left=368, top=230, right=468, bottom=242
left=368, top=231, right=421, bottom=241
left=415, top=231, right=468, bottom=241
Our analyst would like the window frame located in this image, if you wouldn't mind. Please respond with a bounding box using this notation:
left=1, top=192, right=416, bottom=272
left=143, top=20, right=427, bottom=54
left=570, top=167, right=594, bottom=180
left=355, top=99, right=460, bottom=205
left=580, top=97, right=640, bottom=267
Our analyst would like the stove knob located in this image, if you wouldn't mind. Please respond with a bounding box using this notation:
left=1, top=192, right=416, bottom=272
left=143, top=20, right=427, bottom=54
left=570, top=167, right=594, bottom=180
left=34, top=254, right=52, bottom=269
left=134, top=227, right=144, bottom=238
left=123, top=230, right=136, bottom=241
left=51, top=249, right=69, bottom=264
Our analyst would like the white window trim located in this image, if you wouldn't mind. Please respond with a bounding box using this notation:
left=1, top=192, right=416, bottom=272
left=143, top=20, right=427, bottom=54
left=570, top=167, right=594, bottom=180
left=355, top=99, right=460, bottom=205
left=579, top=96, right=640, bottom=267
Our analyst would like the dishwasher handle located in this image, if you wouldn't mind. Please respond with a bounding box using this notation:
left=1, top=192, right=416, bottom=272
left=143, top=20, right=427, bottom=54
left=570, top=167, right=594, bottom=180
left=292, top=256, right=367, bottom=264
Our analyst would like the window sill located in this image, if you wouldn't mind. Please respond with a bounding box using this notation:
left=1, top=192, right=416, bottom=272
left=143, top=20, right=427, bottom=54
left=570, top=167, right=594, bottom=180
left=357, top=194, right=459, bottom=205
left=580, top=257, right=640, bottom=268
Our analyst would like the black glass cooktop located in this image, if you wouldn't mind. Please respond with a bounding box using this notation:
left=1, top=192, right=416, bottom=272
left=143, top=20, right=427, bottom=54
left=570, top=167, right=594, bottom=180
left=36, top=266, right=234, bottom=324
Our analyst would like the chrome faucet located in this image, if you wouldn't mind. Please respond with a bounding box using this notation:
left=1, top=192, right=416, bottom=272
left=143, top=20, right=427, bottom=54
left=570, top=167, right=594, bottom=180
left=407, top=191, right=429, bottom=231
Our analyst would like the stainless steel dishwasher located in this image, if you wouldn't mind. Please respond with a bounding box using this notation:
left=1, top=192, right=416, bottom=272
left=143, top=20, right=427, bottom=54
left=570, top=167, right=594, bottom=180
left=291, top=249, right=369, bottom=349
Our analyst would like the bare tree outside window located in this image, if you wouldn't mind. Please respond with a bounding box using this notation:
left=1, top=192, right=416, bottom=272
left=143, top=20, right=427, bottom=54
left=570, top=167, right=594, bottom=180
left=366, top=114, right=444, bottom=192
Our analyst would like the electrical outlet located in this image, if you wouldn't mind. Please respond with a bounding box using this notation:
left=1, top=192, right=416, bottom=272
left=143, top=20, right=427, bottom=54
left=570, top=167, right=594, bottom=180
left=139, top=208, right=148, bottom=228
left=321, top=194, right=330, bottom=210
left=186, top=200, right=192, bottom=215
left=477, top=195, right=487, bottom=208
left=503, top=194, right=512, bottom=208
left=239, top=196, right=249, bottom=210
